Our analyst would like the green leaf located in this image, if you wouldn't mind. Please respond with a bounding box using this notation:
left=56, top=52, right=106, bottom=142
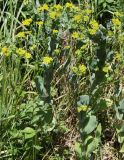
left=84, top=136, right=93, bottom=146
left=35, top=76, right=48, bottom=98
left=10, top=129, right=23, bottom=139
left=22, top=127, right=36, bottom=139
left=98, top=99, right=108, bottom=110
left=116, top=125, right=124, bottom=143
left=119, top=99, right=124, bottom=112
left=33, top=145, right=42, bottom=151
left=74, top=142, right=82, bottom=158
left=77, top=95, right=90, bottom=106
left=86, top=138, right=99, bottom=156
left=83, top=115, right=98, bottom=134
left=106, top=0, right=114, bottom=3
left=114, top=105, right=123, bottom=120
left=95, top=124, right=102, bottom=139
left=120, top=143, right=124, bottom=153
left=118, top=134, right=124, bottom=144
left=98, top=0, right=105, bottom=5
left=103, top=2, right=107, bottom=8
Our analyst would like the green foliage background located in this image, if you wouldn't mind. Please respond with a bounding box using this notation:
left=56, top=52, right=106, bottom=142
left=0, top=0, right=124, bottom=159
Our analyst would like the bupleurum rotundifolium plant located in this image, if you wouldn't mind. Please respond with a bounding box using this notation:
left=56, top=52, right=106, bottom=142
left=0, top=1, right=124, bottom=159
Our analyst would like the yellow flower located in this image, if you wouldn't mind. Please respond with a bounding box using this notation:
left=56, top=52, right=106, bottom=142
left=72, top=64, right=86, bottom=75
left=16, top=48, right=26, bottom=56
left=73, top=14, right=82, bottom=22
left=16, top=48, right=31, bottom=58
left=88, top=20, right=99, bottom=35
left=114, top=11, right=123, bottom=17
left=30, top=44, right=36, bottom=50
left=38, top=4, right=49, bottom=12
left=24, top=52, right=31, bottom=59
left=90, top=20, right=99, bottom=30
left=54, top=49, right=61, bottom=55
left=79, top=64, right=86, bottom=74
left=43, top=56, right=53, bottom=65
left=88, top=28, right=97, bottom=35
left=49, top=11, right=56, bottom=19
left=76, top=49, right=85, bottom=58
left=81, top=44, right=88, bottom=50
left=17, top=32, right=25, bottom=38
left=24, top=31, right=32, bottom=34
left=85, top=9, right=92, bottom=14
left=2, top=46, right=10, bottom=56
left=36, top=21, right=43, bottom=25
left=114, top=52, right=122, bottom=61
left=37, top=6, right=42, bottom=12
left=23, top=0, right=29, bottom=5
left=108, top=31, right=113, bottom=36
left=64, top=45, right=71, bottom=49
left=57, top=12, right=62, bottom=18
left=77, top=105, right=88, bottom=112
left=112, top=18, right=121, bottom=27
left=72, top=32, right=79, bottom=39
left=65, top=2, right=73, bottom=8
left=72, top=6, right=80, bottom=11
left=72, top=67, right=78, bottom=74
left=118, top=34, right=124, bottom=42
left=102, top=64, right=111, bottom=73
left=53, top=29, right=59, bottom=34
left=53, top=4, right=63, bottom=11
left=42, top=4, right=49, bottom=11
left=83, top=16, right=89, bottom=22
left=22, top=18, right=32, bottom=26
left=16, top=31, right=31, bottom=38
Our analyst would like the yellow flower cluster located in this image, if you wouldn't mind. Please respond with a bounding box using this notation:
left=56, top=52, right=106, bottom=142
left=72, top=64, right=87, bottom=75
left=102, top=64, right=111, bottom=73
left=72, top=32, right=79, bottom=39
left=112, top=18, right=121, bottom=27
left=49, top=11, right=57, bottom=19
left=65, top=2, right=73, bottom=8
left=107, top=30, right=113, bottom=37
left=118, top=34, right=124, bottom=43
left=16, top=31, right=31, bottom=38
left=114, top=52, right=122, bottom=61
left=54, top=49, right=61, bottom=55
left=85, top=9, right=92, bottom=14
left=73, top=14, right=82, bottom=23
left=79, top=64, right=87, bottom=74
left=36, top=21, right=44, bottom=25
left=53, top=4, right=63, bottom=11
left=114, top=11, right=123, bottom=17
left=42, top=4, right=49, bottom=10
left=53, top=29, right=59, bottom=34
left=89, top=20, right=99, bottom=35
left=2, top=46, right=10, bottom=56
left=22, top=18, right=32, bottom=26
left=23, top=0, right=29, bottom=5
left=49, top=11, right=61, bottom=19
left=43, top=56, right=53, bottom=65
left=80, top=44, right=88, bottom=50
left=17, top=32, right=25, bottom=38
left=37, top=4, right=49, bottom=12
left=16, top=48, right=31, bottom=59
left=30, top=44, right=36, bottom=51
left=64, top=45, right=71, bottom=49
left=83, top=16, right=89, bottom=22
left=77, top=105, right=88, bottom=112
